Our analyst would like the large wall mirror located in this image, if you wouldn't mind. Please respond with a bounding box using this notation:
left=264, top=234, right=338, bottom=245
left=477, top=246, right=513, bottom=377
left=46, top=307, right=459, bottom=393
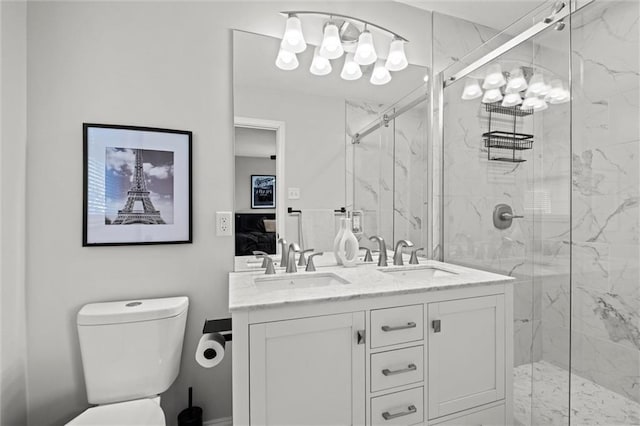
left=233, top=28, right=429, bottom=271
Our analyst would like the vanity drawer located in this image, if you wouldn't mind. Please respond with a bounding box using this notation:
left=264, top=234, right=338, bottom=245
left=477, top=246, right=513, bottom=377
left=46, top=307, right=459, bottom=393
left=370, top=305, right=424, bottom=348
left=371, top=387, right=424, bottom=426
left=371, top=345, right=424, bottom=392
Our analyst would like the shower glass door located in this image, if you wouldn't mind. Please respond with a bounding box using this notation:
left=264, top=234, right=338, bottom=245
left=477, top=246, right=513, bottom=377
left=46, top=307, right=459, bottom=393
left=441, top=12, right=572, bottom=425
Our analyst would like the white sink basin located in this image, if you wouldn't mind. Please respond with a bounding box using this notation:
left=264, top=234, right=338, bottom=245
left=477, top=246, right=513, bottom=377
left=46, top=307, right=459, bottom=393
left=379, top=265, right=456, bottom=280
left=255, top=272, right=350, bottom=289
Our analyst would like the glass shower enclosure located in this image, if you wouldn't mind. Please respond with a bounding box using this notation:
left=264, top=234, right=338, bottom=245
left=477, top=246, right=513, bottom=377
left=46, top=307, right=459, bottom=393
left=439, top=1, right=639, bottom=424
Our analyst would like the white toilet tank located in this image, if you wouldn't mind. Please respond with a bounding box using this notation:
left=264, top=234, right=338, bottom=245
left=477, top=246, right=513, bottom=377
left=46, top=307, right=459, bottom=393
left=77, top=296, right=189, bottom=405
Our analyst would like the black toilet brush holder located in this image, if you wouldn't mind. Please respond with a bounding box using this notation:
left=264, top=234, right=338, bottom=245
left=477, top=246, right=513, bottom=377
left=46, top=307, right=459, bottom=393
left=178, top=387, right=203, bottom=426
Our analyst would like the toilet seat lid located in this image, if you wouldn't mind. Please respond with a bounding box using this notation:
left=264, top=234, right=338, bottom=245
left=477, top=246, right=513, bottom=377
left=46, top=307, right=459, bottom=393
left=67, top=398, right=165, bottom=425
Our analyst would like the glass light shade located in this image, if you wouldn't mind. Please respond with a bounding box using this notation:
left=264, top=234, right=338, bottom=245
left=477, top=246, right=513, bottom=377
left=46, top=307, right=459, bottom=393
left=275, top=47, right=298, bottom=70
left=340, top=53, right=362, bottom=80
left=281, top=16, right=306, bottom=53
left=505, top=67, right=527, bottom=93
left=481, top=88, right=503, bottom=103
left=385, top=38, right=408, bottom=71
left=547, top=79, right=565, bottom=99
left=482, top=63, right=506, bottom=89
left=533, top=98, right=548, bottom=111
left=549, top=90, right=570, bottom=104
left=370, top=59, right=391, bottom=85
left=527, top=73, right=546, bottom=95
left=521, top=96, right=540, bottom=110
left=319, top=23, right=344, bottom=59
left=461, top=78, right=483, bottom=100
left=502, top=92, right=523, bottom=107
left=309, top=46, right=332, bottom=76
left=354, top=31, right=377, bottom=65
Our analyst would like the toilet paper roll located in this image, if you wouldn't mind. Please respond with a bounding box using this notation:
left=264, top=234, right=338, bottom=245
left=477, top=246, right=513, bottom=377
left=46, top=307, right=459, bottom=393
left=195, top=333, right=225, bottom=368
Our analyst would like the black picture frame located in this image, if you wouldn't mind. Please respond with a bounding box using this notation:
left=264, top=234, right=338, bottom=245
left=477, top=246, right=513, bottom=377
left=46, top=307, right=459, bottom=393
left=251, top=175, right=276, bottom=209
left=83, top=123, right=193, bottom=246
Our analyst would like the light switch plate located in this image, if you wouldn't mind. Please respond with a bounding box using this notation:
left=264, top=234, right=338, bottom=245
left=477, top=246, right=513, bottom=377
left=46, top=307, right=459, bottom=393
left=216, top=211, right=233, bottom=236
left=288, top=187, right=301, bottom=200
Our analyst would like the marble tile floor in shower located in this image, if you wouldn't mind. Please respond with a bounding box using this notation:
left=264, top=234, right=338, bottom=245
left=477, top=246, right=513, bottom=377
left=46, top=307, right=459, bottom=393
left=514, top=361, right=640, bottom=425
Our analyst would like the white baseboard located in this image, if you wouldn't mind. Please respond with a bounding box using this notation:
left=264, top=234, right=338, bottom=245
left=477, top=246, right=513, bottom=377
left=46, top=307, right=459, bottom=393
left=204, top=416, right=233, bottom=426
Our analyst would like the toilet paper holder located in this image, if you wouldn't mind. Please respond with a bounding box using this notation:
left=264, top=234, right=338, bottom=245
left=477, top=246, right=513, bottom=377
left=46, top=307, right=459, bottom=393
left=202, top=318, right=232, bottom=341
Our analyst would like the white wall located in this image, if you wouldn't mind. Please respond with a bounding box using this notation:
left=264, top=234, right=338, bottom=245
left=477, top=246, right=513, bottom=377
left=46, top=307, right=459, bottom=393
left=1, top=1, right=28, bottom=425
left=24, top=2, right=431, bottom=425
left=235, top=157, right=276, bottom=213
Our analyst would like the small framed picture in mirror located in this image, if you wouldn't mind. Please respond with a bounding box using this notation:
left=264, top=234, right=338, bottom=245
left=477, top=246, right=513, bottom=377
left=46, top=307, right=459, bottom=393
left=251, top=175, right=275, bottom=209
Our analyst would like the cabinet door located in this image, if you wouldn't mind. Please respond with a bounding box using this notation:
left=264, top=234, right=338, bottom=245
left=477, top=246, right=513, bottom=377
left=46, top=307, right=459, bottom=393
left=250, top=312, right=365, bottom=425
left=428, top=295, right=505, bottom=419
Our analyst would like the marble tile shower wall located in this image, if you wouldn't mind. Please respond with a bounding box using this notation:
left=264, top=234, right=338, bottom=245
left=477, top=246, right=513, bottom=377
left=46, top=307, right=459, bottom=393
left=347, top=99, right=427, bottom=250
left=568, top=0, right=639, bottom=404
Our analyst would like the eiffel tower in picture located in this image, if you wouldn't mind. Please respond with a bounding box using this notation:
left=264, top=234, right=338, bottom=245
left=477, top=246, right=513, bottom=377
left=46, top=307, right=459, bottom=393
left=112, top=149, right=166, bottom=225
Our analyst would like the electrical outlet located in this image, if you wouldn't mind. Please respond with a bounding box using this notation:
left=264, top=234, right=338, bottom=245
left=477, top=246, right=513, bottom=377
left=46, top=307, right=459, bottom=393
left=288, top=187, right=300, bottom=200
left=216, top=211, right=233, bottom=236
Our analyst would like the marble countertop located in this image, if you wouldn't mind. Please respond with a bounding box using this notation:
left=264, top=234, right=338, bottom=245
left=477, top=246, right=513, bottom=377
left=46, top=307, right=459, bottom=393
left=229, top=260, right=514, bottom=311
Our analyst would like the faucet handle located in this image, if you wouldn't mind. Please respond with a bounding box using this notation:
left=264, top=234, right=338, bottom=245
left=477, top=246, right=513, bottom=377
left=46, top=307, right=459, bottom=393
left=409, top=248, right=425, bottom=265
left=253, top=250, right=269, bottom=268
left=297, top=248, right=315, bottom=266
left=360, top=247, right=373, bottom=262
left=306, top=252, right=324, bottom=272
left=255, top=254, right=276, bottom=275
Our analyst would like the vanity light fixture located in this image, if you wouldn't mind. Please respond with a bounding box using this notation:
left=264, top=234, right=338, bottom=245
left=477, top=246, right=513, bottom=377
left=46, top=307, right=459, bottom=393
left=461, top=78, right=483, bottom=100
left=275, top=47, right=299, bottom=70
left=526, top=73, right=547, bottom=95
left=354, top=29, right=377, bottom=65
left=341, top=52, right=363, bottom=80
left=276, top=11, right=409, bottom=85
left=281, top=14, right=307, bottom=53
left=309, top=46, right=332, bottom=76
left=370, top=59, right=392, bottom=85
left=521, top=95, right=541, bottom=110
left=385, top=37, right=408, bottom=71
left=319, top=22, right=344, bottom=60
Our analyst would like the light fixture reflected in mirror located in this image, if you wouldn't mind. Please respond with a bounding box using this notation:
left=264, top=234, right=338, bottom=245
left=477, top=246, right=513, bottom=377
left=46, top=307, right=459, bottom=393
left=527, top=73, right=546, bottom=95
left=482, top=88, right=503, bottom=103
left=309, top=46, right=332, bottom=76
left=521, top=96, right=540, bottom=110
left=341, top=52, right=362, bottom=81
left=462, top=78, right=483, bottom=100
left=275, top=47, right=299, bottom=70
left=502, top=92, right=523, bottom=107
left=370, top=59, right=391, bottom=85
left=482, top=63, right=506, bottom=89
left=505, top=67, right=527, bottom=93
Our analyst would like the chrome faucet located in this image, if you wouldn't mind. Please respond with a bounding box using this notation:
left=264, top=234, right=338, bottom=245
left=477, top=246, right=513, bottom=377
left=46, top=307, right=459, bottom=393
left=286, top=242, right=301, bottom=273
left=278, top=238, right=289, bottom=268
left=393, top=239, right=414, bottom=266
left=369, top=236, right=388, bottom=267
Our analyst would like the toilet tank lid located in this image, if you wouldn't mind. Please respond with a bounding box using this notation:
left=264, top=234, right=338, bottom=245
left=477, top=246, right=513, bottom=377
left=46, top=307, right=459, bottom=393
left=77, top=296, right=189, bottom=326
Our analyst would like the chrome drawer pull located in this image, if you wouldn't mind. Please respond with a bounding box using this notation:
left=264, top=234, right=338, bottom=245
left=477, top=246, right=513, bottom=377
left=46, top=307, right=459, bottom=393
left=382, top=363, right=417, bottom=376
left=382, top=404, right=417, bottom=420
left=381, top=322, right=416, bottom=332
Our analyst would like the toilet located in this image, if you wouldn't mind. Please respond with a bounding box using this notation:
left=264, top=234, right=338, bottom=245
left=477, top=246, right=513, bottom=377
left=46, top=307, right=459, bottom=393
left=67, top=296, right=189, bottom=425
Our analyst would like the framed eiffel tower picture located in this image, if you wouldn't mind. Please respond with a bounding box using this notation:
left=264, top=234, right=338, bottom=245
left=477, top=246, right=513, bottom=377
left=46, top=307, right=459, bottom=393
left=83, top=123, right=192, bottom=246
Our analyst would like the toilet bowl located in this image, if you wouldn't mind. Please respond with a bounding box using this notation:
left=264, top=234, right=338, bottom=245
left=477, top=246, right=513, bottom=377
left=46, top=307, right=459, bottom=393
left=67, top=297, right=189, bottom=425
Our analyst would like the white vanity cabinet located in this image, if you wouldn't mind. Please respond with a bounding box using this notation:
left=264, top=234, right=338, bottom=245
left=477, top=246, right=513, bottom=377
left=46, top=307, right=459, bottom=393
left=427, top=295, right=505, bottom=419
left=230, top=264, right=513, bottom=426
left=248, top=313, right=366, bottom=425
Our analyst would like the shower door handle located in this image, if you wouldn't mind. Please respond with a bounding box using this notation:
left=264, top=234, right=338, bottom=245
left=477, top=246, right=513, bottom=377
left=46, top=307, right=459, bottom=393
left=500, top=212, right=524, bottom=220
